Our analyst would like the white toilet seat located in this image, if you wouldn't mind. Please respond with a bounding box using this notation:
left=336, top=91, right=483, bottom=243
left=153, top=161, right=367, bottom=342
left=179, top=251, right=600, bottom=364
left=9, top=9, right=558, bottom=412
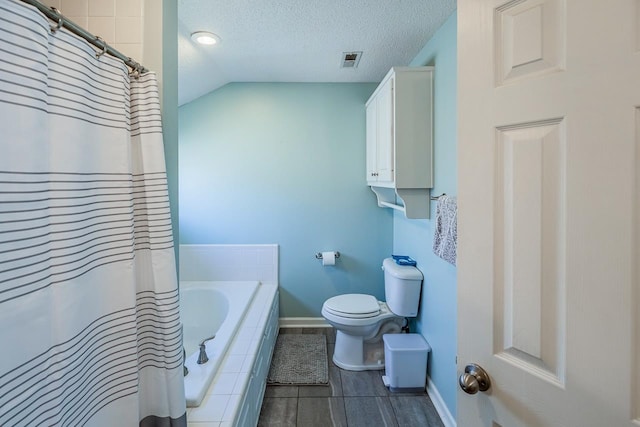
left=323, top=294, right=380, bottom=318
left=321, top=294, right=397, bottom=327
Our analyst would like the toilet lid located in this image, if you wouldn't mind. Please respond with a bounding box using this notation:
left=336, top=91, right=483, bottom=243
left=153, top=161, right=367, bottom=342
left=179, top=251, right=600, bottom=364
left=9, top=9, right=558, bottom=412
left=324, top=294, right=380, bottom=318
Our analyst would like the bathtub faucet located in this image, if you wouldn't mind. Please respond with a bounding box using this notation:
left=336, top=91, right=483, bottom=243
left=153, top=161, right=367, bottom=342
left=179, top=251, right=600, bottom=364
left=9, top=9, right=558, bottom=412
left=197, top=335, right=216, bottom=364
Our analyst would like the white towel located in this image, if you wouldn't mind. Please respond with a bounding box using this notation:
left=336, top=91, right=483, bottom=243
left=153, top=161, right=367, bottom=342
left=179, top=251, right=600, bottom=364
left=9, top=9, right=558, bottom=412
left=433, top=195, right=457, bottom=265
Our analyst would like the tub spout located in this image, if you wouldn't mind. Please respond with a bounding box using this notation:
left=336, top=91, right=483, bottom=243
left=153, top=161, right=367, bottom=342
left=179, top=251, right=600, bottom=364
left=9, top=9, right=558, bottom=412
left=197, top=335, right=216, bottom=365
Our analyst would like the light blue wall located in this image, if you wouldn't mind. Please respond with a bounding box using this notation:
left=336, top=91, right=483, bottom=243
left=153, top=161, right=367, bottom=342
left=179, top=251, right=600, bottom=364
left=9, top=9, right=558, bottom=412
left=394, top=12, right=457, bottom=417
left=178, top=83, right=393, bottom=317
left=162, top=0, right=179, bottom=261
left=178, top=12, right=457, bottom=416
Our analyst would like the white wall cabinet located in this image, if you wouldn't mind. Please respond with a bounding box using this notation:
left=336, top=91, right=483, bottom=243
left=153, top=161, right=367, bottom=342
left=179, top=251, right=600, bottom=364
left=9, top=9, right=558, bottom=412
left=365, top=67, right=433, bottom=219
left=366, top=76, right=394, bottom=184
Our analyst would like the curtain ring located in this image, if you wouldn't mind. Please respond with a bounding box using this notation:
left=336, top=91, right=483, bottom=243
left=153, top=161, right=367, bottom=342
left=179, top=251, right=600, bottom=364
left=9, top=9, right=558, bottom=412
left=49, top=8, right=63, bottom=33
left=129, top=61, right=141, bottom=80
left=95, top=36, right=108, bottom=59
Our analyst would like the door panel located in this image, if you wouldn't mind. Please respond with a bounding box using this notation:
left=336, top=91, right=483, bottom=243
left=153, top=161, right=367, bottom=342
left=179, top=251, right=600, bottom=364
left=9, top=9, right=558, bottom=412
left=493, top=118, right=566, bottom=387
left=458, top=0, right=638, bottom=425
left=366, top=100, right=377, bottom=182
left=376, top=77, right=394, bottom=183
left=495, top=0, right=565, bottom=85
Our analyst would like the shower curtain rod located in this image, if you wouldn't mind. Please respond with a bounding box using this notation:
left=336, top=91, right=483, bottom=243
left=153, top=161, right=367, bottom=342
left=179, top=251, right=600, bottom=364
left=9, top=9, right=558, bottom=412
left=19, top=0, right=148, bottom=74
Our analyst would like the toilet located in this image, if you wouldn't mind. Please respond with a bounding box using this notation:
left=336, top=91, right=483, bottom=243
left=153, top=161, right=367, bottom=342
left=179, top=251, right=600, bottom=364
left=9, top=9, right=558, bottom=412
left=321, top=257, right=423, bottom=371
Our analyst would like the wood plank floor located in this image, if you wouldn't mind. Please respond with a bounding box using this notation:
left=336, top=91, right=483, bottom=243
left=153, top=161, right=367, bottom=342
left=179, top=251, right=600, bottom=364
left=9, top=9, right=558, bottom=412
left=258, top=328, right=445, bottom=427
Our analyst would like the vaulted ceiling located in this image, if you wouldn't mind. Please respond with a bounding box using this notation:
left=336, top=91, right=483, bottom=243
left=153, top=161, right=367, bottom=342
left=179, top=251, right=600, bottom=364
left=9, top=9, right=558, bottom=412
left=178, top=1, right=457, bottom=106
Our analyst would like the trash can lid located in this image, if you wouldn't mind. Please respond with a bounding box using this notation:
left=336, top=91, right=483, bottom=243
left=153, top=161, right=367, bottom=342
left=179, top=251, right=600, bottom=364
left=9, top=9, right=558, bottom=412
left=383, top=333, right=431, bottom=351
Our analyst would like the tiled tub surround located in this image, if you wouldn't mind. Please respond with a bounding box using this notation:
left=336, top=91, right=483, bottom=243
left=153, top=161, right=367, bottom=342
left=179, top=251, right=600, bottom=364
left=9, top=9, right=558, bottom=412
left=180, top=244, right=280, bottom=426
left=179, top=245, right=278, bottom=283
left=181, top=281, right=260, bottom=407
left=186, top=282, right=278, bottom=426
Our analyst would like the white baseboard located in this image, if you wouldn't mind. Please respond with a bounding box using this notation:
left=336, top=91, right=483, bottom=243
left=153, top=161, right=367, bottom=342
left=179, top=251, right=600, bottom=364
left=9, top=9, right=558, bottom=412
left=278, top=317, right=331, bottom=328
left=427, top=377, right=456, bottom=427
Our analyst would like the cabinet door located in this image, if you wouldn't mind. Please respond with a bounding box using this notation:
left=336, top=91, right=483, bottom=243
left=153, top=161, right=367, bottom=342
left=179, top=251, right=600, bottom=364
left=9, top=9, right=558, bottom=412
left=375, top=77, right=394, bottom=183
left=365, top=100, right=378, bottom=183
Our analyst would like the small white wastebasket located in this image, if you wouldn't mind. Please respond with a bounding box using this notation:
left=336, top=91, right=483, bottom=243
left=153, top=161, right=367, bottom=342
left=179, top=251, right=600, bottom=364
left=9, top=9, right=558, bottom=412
left=381, top=333, right=431, bottom=392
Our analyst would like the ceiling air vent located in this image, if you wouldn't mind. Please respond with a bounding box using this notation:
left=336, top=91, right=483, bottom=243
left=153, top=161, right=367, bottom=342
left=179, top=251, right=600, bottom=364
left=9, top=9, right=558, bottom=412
left=341, top=51, right=362, bottom=68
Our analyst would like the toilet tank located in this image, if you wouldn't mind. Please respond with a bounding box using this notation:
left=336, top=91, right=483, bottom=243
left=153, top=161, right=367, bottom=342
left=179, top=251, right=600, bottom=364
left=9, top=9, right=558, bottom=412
left=382, top=257, right=423, bottom=317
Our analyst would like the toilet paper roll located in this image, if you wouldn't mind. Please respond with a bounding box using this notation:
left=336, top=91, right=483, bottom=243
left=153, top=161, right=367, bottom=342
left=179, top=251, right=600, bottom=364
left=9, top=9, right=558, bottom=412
left=321, top=251, right=336, bottom=266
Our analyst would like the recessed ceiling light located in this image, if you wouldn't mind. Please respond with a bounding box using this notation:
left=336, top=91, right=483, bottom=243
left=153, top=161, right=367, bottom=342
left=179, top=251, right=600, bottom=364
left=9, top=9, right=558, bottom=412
left=191, top=31, right=220, bottom=46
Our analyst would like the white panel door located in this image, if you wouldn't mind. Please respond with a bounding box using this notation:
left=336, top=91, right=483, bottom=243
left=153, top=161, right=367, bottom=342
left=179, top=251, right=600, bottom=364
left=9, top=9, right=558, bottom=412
left=458, top=0, right=639, bottom=426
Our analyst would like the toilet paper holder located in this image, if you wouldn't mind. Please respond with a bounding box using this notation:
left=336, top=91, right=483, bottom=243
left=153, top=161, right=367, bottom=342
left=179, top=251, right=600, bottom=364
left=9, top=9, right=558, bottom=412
left=315, top=251, right=340, bottom=260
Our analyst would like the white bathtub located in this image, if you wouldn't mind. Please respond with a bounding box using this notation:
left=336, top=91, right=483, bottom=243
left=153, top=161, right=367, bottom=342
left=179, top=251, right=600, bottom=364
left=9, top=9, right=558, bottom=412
left=180, top=281, right=259, bottom=407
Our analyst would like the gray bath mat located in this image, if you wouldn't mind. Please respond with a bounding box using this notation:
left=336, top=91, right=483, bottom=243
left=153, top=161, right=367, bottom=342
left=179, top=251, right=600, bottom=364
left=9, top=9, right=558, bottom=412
left=267, top=334, right=329, bottom=385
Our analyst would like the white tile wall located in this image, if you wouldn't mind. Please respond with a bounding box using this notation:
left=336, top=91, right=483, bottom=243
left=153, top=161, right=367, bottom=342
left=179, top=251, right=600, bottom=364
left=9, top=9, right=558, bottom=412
left=39, top=0, right=144, bottom=60
left=179, top=245, right=279, bottom=283
left=88, top=16, right=115, bottom=42
left=116, top=0, right=142, bottom=17
left=41, top=0, right=61, bottom=9
left=88, top=0, right=114, bottom=17
left=60, top=0, right=87, bottom=16
left=115, top=16, right=142, bottom=43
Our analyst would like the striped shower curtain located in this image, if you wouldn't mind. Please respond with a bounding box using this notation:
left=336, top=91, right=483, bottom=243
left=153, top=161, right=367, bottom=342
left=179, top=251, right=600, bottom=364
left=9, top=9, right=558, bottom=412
left=0, top=1, right=186, bottom=426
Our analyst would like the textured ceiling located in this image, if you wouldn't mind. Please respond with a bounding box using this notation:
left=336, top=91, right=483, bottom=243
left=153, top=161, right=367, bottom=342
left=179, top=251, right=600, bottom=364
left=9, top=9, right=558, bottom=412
left=178, top=1, right=457, bottom=106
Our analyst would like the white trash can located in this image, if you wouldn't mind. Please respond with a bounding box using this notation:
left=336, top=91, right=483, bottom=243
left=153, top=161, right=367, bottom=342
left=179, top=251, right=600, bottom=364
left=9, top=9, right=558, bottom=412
left=381, top=333, right=431, bottom=392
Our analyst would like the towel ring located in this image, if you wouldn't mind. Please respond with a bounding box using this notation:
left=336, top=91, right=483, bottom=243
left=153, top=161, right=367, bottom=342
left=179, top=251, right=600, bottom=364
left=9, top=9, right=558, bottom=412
left=95, top=36, right=108, bottom=59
